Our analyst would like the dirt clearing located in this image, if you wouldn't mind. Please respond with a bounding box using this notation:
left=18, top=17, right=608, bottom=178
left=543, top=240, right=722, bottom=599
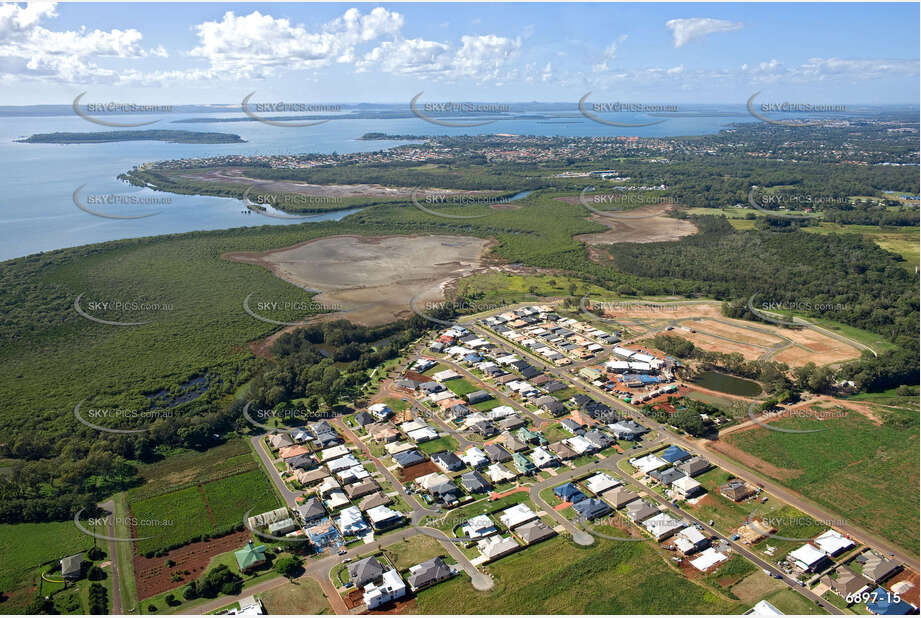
left=560, top=201, right=697, bottom=245
left=226, top=235, right=491, bottom=327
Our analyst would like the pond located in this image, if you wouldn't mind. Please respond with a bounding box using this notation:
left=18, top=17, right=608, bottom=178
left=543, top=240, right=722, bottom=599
left=690, top=371, right=762, bottom=397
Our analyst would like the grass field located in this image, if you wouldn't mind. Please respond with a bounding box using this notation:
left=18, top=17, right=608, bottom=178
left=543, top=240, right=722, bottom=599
left=417, top=435, right=460, bottom=455
left=761, top=588, right=828, bottom=615
left=129, top=467, right=280, bottom=554
left=0, top=521, right=91, bottom=593
left=382, top=535, right=447, bottom=571
left=722, top=401, right=920, bottom=553
left=444, top=377, right=480, bottom=398
left=260, top=579, right=331, bottom=614
left=415, top=535, right=746, bottom=614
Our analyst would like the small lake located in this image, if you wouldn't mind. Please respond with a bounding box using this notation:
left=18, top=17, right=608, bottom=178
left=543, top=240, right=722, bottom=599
left=690, top=371, right=762, bottom=396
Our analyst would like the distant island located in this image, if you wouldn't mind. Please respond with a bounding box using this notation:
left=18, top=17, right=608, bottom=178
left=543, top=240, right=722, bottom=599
left=16, top=130, right=245, bottom=144
left=358, top=132, right=426, bottom=140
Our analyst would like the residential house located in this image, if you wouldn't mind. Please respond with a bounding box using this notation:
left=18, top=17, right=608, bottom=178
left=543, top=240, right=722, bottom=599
left=466, top=390, right=492, bottom=404
left=548, top=441, right=577, bottom=461
left=583, top=429, right=614, bottom=450
left=583, top=473, right=621, bottom=495
left=675, top=526, right=710, bottom=555
left=513, top=520, right=556, bottom=545
left=813, top=530, right=855, bottom=557
left=643, top=512, right=684, bottom=541
left=279, top=445, right=311, bottom=460
left=503, top=434, right=529, bottom=453
left=677, top=456, right=711, bottom=477
left=484, top=443, right=512, bottom=463
left=286, top=453, right=316, bottom=472
left=476, top=535, right=520, bottom=562
left=561, top=418, right=583, bottom=434
left=393, top=449, right=426, bottom=468
left=649, top=467, right=686, bottom=486
left=788, top=544, right=831, bottom=572
left=661, top=445, right=692, bottom=464
left=572, top=498, right=613, bottom=521
left=234, top=541, right=267, bottom=572
left=349, top=557, right=385, bottom=588
left=720, top=479, right=755, bottom=502
left=366, top=505, right=403, bottom=530
left=268, top=518, right=298, bottom=536
left=512, top=452, right=536, bottom=475
left=625, top=500, right=659, bottom=523
left=431, top=451, right=465, bottom=473
left=338, top=506, right=370, bottom=537
left=601, top=487, right=640, bottom=509
left=486, top=463, right=517, bottom=484
left=345, top=479, right=380, bottom=501
left=354, top=411, right=375, bottom=427
left=609, top=420, right=648, bottom=440
left=429, top=481, right=461, bottom=506
left=672, top=475, right=703, bottom=499
left=631, top=453, right=669, bottom=474
left=460, top=471, right=491, bottom=494
left=690, top=547, right=729, bottom=572
left=359, top=492, right=391, bottom=511
left=498, top=415, right=527, bottom=431
left=269, top=433, right=294, bottom=450
left=363, top=569, right=406, bottom=610
left=407, top=558, right=455, bottom=592
left=821, top=568, right=871, bottom=599
left=60, top=553, right=84, bottom=580
left=864, top=587, right=916, bottom=615
left=862, top=553, right=902, bottom=583
left=499, top=503, right=538, bottom=528
left=462, top=515, right=498, bottom=540
left=296, top=498, right=327, bottom=525
left=554, top=482, right=587, bottom=504
left=461, top=446, right=489, bottom=469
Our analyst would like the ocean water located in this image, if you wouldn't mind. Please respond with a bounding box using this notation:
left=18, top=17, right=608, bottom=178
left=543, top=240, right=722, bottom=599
left=0, top=109, right=743, bottom=261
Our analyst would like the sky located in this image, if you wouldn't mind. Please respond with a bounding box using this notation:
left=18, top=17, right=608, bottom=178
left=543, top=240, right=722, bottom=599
left=1, top=2, right=918, bottom=105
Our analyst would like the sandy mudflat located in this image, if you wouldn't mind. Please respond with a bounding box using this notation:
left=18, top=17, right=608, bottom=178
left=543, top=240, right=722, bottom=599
left=227, top=234, right=491, bottom=326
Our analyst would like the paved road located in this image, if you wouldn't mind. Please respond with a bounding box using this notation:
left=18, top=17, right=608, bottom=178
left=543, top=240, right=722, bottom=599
left=466, top=319, right=919, bottom=572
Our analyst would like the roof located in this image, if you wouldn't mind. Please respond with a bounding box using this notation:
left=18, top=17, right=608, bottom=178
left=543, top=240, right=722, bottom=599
left=690, top=547, right=728, bottom=572
left=460, top=471, right=491, bottom=493
left=407, top=558, right=453, bottom=590
left=661, top=445, right=691, bottom=463
left=788, top=544, right=828, bottom=569
left=584, top=473, right=620, bottom=494
left=432, top=451, right=464, bottom=471
left=484, top=443, right=512, bottom=462
left=863, top=554, right=901, bottom=582
left=296, top=498, right=326, bottom=522
left=625, top=500, right=659, bottom=522
left=554, top=482, right=587, bottom=503
left=865, top=587, right=915, bottom=615
left=672, top=475, right=702, bottom=493
left=572, top=498, right=612, bottom=520
left=235, top=542, right=267, bottom=571
left=499, top=503, right=537, bottom=528
left=678, top=456, right=711, bottom=476
left=349, top=557, right=384, bottom=587
left=813, top=529, right=855, bottom=556
left=60, top=553, right=84, bottom=577
left=747, top=600, right=784, bottom=615
left=602, top=487, right=639, bottom=508
left=393, top=449, right=426, bottom=467
left=514, top=520, right=556, bottom=544
left=359, top=492, right=391, bottom=511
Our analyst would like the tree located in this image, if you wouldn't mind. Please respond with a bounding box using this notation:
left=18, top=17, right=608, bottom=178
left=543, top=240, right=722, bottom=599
left=87, top=564, right=105, bottom=581
left=274, top=555, right=302, bottom=578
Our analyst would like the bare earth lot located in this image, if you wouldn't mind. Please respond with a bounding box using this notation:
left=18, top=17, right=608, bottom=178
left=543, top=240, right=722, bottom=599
left=227, top=235, right=491, bottom=328
left=560, top=202, right=698, bottom=245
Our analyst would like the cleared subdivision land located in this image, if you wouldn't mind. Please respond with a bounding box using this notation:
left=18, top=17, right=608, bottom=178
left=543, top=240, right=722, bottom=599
left=226, top=235, right=491, bottom=326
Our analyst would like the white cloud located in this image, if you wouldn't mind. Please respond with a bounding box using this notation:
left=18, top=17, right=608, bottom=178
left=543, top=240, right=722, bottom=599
left=358, top=33, right=520, bottom=82
left=665, top=17, right=742, bottom=48
left=0, top=2, right=165, bottom=82
left=188, top=7, right=404, bottom=79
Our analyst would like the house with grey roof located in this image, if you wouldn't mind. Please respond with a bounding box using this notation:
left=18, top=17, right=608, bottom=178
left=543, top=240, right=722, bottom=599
left=407, top=557, right=455, bottom=591
left=349, top=557, right=384, bottom=588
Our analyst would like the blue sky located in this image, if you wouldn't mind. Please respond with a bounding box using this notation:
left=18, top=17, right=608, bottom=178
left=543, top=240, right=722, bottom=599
left=1, top=2, right=918, bottom=105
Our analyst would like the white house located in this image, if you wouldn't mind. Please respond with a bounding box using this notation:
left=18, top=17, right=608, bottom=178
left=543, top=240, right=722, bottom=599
left=363, top=569, right=406, bottom=609
left=498, top=504, right=538, bottom=529
left=462, top=515, right=498, bottom=539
